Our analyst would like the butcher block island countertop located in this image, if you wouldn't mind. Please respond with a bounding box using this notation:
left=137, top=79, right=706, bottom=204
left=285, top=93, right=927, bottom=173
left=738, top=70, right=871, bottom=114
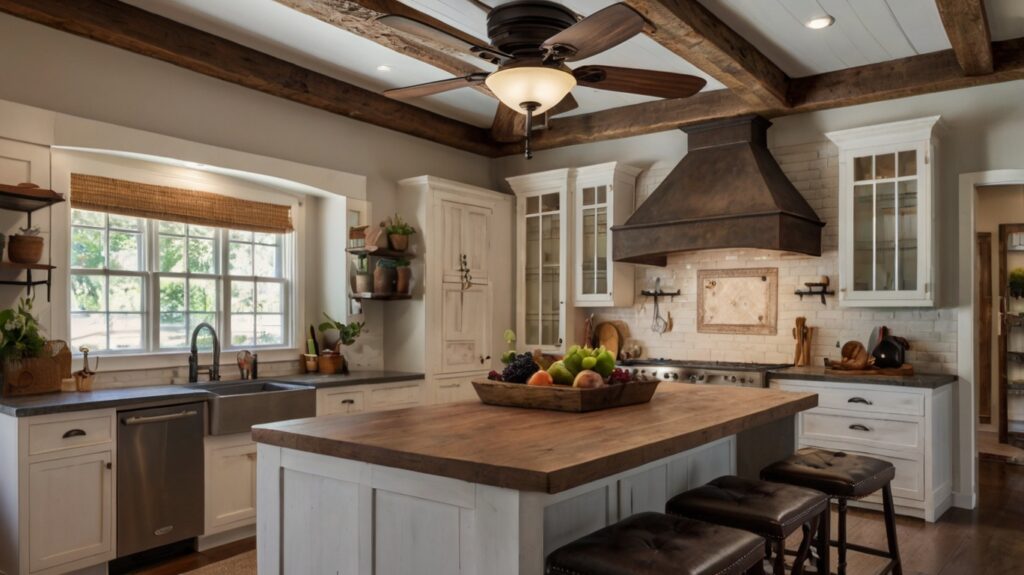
left=252, top=383, right=817, bottom=493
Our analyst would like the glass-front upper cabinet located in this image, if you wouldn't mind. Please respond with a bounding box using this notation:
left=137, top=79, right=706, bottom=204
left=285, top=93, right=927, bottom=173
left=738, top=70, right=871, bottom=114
left=828, top=116, right=940, bottom=307
left=574, top=162, right=640, bottom=307
left=508, top=169, right=571, bottom=352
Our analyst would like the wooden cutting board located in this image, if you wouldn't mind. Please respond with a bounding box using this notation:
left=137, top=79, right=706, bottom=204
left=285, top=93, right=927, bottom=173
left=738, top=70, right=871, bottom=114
left=595, top=322, right=621, bottom=359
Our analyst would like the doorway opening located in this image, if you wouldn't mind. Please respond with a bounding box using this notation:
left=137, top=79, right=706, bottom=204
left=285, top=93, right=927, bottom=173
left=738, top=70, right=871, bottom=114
left=973, top=184, right=1024, bottom=464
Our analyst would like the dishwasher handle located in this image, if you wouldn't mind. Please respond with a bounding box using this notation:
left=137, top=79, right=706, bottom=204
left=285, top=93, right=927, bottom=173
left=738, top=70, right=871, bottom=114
left=122, top=409, right=199, bottom=426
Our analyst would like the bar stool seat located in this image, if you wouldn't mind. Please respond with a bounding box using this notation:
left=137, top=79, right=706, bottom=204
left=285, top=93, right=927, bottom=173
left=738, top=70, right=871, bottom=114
left=761, top=448, right=903, bottom=575
left=761, top=448, right=895, bottom=499
left=546, top=512, right=765, bottom=575
left=666, top=476, right=828, bottom=574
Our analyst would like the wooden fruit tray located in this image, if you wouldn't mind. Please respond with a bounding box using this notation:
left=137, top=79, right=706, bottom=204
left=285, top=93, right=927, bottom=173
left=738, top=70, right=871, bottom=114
left=471, top=379, right=660, bottom=413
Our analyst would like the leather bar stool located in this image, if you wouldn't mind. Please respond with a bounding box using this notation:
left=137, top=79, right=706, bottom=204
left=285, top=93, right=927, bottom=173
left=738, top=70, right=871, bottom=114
left=761, top=448, right=902, bottom=575
left=546, top=512, right=766, bottom=575
left=666, top=476, right=829, bottom=575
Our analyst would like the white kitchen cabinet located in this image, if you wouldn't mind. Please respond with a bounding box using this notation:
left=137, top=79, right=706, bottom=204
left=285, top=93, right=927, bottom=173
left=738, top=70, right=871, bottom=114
left=432, top=376, right=479, bottom=404
left=0, top=409, right=117, bottom=575
left=507, top=164, right=639, bottom=353
left=317, top=388, right=365, bottom=416
left=508, top=168, right=570, bottom=353
left=394, top=177, right=513, bottom=404
left=827, top=116, right=941, bottom=307
left=204, top=433, right=258, bottom=536
left=574, top=163, right=640, bottom=308
left=771, top=378, right=953, bottom=522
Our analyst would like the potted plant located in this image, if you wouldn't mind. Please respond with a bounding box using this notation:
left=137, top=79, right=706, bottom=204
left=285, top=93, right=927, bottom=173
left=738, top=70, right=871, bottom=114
left=374, top=258, right=398, bottom=294
left=385, top=213, right=415, bottom=252
left=395, top=258, right=412, bottom=295
left=354, top=255, right=372, bottom=294
left=8, top=226, right=44, bottom=264
left=0, top=298, right=67, bottom=397
left=318, top=313, right=365, bottom=350
left=1011, top=268, right=1024, bottom=298
left=0, top=298, right=46, bottom=362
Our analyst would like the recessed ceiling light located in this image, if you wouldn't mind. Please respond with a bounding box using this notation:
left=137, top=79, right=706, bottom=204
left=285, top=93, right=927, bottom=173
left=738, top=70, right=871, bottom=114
left=805, top=15, right=835, bottom=29
left=376, top=65, right=392, bottom=72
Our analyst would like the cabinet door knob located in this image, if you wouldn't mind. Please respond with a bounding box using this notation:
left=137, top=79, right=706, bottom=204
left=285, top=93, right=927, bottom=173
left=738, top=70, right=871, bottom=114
left=106, top=462, right=112, bottom=470
left=847, top=397, right=873, bottom=405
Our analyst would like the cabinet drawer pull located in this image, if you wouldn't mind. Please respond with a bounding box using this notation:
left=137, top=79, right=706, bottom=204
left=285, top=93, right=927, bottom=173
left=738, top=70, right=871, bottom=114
left=848, top=424, right=872, bottom=432
left=439, top=383, right=461, bottom=389
left=341, top=399, right=355, bottom=405
left=847, top=397, right=873, bottom=405
left=62, top=428, right=87, bottom=439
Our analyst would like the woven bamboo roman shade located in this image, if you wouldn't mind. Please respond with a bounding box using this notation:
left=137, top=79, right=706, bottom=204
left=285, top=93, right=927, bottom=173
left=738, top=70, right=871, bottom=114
left=70, top=173, right=293, bottom=233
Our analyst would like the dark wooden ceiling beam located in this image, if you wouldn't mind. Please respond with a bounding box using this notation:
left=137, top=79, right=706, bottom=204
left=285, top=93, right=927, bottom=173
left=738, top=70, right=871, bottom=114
left=501, top=37, right=1024, bottom=155
left=0, top=0, right=499, bottom=156
left=624, top=0, right=790, bottom=110
left=274, top=0, right=494, bottom=94
left=934, top=0, right=993, bottom=75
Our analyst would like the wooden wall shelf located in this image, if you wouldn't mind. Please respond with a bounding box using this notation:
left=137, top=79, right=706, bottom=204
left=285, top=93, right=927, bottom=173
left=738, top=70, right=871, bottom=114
left=345, top=247, right=415, bottom=260
left=350, top=293, right=412, bottom=301
left=0, top=183, right=64, bottom=301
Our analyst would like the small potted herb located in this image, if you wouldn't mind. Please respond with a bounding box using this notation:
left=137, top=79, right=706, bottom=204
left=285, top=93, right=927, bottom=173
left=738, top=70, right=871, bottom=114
left=395, top=258, right=412, bottom=295
left=385, top=213, right=415, bottom=252
left=1012, top=268, right=1024, bottom=298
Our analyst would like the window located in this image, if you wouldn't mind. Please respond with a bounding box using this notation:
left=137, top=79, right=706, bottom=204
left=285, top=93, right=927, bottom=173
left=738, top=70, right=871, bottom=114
left=70, top=209, right=290, bottom=353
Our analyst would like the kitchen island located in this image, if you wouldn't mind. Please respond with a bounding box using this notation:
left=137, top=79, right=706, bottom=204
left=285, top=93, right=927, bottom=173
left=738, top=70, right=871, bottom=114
left=252, top=383, right=816, bottom=575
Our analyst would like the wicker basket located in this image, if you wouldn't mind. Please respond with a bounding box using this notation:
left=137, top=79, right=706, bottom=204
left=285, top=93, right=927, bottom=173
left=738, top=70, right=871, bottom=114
left=8, top=234, right=44, bottom=264
left=2, top=341, right=72, bottom=397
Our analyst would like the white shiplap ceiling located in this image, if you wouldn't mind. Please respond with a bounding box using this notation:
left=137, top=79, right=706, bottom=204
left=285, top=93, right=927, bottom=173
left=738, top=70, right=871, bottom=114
left=697, top=0, right=1023, bottom=77
left=121, top=0, right=1021, bottom=125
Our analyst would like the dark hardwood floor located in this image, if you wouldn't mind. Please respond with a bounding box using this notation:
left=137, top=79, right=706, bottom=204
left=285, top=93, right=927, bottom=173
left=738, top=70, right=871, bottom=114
left=130, top=461, right=1022, bottom=575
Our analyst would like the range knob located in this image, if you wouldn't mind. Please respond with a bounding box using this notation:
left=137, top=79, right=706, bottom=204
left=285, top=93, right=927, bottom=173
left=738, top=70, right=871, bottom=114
left=631, top=369, right=638, bottom=376
left=663, top=373, right=671, bottom=380
left=689, top=375, right=698, bottom=383
left=729, top=375, right=737, bottom=383
left=697, top=374, right=706, bottom=382
left=670, top=373, right=679, bottom=380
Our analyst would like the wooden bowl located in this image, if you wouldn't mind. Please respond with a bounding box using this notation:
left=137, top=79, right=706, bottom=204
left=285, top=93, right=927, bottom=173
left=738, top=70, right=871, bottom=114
left=8, top=235, right=43, bottom=264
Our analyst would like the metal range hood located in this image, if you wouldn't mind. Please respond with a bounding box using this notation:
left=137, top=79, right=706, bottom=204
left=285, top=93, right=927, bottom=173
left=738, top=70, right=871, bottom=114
left=612, top=115, right=825, bottom=266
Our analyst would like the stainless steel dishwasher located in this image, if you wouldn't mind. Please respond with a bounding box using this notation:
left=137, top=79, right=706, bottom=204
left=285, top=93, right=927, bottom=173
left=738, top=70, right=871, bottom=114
left=117, top=402, right=205, bottom=557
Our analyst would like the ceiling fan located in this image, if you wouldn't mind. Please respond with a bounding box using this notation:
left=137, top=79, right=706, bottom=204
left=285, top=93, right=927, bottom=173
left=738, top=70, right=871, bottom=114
left=379, top=1, right=707, bottom=158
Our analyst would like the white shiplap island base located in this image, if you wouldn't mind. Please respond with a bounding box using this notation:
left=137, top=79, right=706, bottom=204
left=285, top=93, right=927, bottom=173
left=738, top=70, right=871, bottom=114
left=253, top=384, right=817, bottom=575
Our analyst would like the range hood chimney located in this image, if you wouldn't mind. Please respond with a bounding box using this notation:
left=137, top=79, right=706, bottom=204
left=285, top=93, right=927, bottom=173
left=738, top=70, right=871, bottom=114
left=612, top=115, right=824, bottom=266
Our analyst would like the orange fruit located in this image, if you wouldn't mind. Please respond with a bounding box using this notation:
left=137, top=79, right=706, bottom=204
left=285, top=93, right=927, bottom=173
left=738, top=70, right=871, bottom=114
left=527, top=371, right=554, bottom=386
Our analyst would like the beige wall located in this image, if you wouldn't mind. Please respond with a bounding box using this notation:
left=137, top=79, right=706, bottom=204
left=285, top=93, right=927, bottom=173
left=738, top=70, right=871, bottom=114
left=975, top=185, right=1024, bottom=433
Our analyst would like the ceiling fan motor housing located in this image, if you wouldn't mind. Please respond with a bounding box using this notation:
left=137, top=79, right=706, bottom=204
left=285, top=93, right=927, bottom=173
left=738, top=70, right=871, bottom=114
left=486, top=1, right=578, bottom=58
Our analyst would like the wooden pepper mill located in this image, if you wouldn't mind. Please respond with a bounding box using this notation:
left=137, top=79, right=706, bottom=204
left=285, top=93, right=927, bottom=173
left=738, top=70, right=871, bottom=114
left=792, top=317, right=814, bottom=367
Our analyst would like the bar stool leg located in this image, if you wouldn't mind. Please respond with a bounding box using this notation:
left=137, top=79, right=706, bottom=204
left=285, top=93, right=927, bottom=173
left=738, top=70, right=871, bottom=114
left=816, top=504, right=830, bottom=575
left=791, top=514, right=820, bottom=575
left=773, top=540, right=787, bottom=575
left=882, top=484, right=903, bottom=575
left=836, top=499, right=848, bottom=575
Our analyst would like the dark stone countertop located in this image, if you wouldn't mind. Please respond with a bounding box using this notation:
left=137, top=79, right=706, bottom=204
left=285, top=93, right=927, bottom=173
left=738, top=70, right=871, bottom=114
left=272, top=370, right=425, bottom=388
left=767, top=366, right=957, bottom=389
left=0, top=385, right=212, bottom=417
left=0, top=371, right=426, bottom=417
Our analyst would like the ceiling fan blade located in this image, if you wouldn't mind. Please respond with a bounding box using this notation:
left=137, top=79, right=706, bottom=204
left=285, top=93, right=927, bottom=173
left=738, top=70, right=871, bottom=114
left=491, top=92, right=577, bottom=142
left=573, top=66, right=707, bottom=99
left=541, top=4, right=644, bottom=62
left=384, top=73, right=489, bottom=100
left=378, top=15, right=509, bottom=64
left=548, top=92, right=578, bottom=117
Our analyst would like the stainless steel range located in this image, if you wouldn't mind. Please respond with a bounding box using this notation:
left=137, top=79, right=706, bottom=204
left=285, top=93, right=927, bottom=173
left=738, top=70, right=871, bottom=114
left=619, top=359, right=791, bottom=388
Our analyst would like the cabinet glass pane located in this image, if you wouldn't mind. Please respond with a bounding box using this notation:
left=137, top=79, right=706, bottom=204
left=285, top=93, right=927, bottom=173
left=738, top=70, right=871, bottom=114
left=596, top=185, right=607, bottom=204
left=526, top=196, right=539, bottom=215
left=596, top=207, right=608, bottom=294
left=853, top=184, right=873, bottom=291
left=582, top=208, right=596, bottom=294
left=875, top=181, right=896, bottom=291
left=898, top=150, right=917, bottom=177
left=525, top=217, right=540, bottom=345
left=583, top=187, right=595, bottom=206
left=898, top=180, right=918, bottom=290
left=541, top=213, right=560, bottom=346
left=854, top=156, right=873, bottom=181
left=876, top=153, right=895, bottom=179
left=541, top=192, right=559, bottom=212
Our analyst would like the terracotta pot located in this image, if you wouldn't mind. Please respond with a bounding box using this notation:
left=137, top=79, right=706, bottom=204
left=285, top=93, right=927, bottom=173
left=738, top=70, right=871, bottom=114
left=388, top=233, right=409, bottom=252
left=396, top=267, right=412, bottom=295
left=303, top=354, right=319, bottom=373
left=318, top=353, right=346, bottom=375
left=8, top=235, right=43, bottom=264
left=374, top=266, right=396, bottom=294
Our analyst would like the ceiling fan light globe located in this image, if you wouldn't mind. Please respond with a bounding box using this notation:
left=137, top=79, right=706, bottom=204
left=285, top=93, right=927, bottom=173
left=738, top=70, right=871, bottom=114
left=484, top=66, right=576, bottom=115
